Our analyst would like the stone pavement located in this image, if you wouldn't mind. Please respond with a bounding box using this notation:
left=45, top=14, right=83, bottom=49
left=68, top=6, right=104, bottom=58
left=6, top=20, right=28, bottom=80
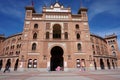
left=0, top=69, right=120, bottom=80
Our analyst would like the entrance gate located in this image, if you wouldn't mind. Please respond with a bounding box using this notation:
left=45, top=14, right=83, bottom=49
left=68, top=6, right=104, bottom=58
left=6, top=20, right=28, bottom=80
left=50, top=46, right=64, bottom=71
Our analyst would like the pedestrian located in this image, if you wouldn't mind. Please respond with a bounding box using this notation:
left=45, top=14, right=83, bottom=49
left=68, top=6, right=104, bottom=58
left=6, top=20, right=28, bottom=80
left=3, top=59, right=11, bottom=73
left=56, top=66, right=61, bottom=71
left=81, top=61, right=85, bottom=71
left=47, top=66, right=50, bottom=72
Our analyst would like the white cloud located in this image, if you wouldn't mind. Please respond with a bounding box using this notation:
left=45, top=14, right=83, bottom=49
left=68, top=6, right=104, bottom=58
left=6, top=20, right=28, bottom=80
left=92, top=26, right=120, bottom=37
left=88, top=0, right=120, bottom=49
left=88, top=0, right=120, bottom=20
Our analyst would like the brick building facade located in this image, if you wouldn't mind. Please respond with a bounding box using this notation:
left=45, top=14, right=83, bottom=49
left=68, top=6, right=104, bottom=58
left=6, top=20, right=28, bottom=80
left=0, top=2, right=120, bottom=71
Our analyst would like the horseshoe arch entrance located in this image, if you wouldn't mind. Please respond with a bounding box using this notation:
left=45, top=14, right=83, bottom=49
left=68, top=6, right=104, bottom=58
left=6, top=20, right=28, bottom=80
left=50, top=46, right=64, bottom=71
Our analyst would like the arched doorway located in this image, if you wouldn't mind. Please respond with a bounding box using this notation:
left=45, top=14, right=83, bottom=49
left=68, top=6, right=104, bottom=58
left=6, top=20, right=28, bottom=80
left=5, top=59, right=11, bottom=69
left=0, top=60, right=3, bottom=71
left=14, top=59, right=19, bottom=71
left=100, top=58, right=105, bottom=69
left=112, top=60, right=115, bottom=69
left=107, top=59, right=111, bottom=69
left=28, top=59, right=32, bottom=68
left=50, top=46, right=64, bottom=71
left=53, top=24, right=61, bottom=39
left=33, top=59, right=37, bottom=68
left=93, top=59, right=97, bottom=70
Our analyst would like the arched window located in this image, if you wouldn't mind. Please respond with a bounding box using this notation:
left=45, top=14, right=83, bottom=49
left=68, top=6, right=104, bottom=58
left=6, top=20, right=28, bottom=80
left=18, top=37, right=21, bottom=41
left=32, top=43, right=36, bottom=50
left=33, top=59, right=37, bottom=68
left=77, top=43, right=81, bottom=51
left=34, top=24, right=38, bottom=29
left=53, top=24, right=61, bottom=39
left=108, top=41, right=110, bottom=44
left=46, top=32, right=49, bottom=39
left=113, top=40, right=115, bottom=43
left=92, top=45, right=94, bottom=49
left=28, top=59, right=32, bottom=68
left=76, top=24, right=79, bottom=29
left=65, top=32, right=68, bottom=39
left=111, top=45, right=115, bottom=50
left=76, top=33, right=80, bottom=39
left=9, top=52, right=13, bottom=55
left=76, top=59, right=80, bottom=68
left=16, top=51, right=20, bottom=55
left=93, top=51, right=95, bottom=55
left=33, top=33, right=37, bottom=39
left=112, top=52, right=116, bottom=57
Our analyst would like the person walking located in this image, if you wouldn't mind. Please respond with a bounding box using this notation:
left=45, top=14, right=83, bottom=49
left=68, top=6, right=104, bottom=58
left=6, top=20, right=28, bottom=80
left=3, top=59, right=11, bottom=73
left=81, top=61, right=85, bottom=71
left=56, top=66, right=61, bottom=71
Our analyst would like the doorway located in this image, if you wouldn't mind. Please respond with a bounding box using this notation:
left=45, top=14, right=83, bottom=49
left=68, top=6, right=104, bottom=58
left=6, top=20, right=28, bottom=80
left=100, top=58, right=105, bottom=69
left=107, top=59, right=111, bottom=69
left=50, top=46, right=64, bottom=71
left=14, top=59, right=19, bottom=71
left=53, top=24, right=61, bottom=39
left=0, top=60, right=3, bottom=71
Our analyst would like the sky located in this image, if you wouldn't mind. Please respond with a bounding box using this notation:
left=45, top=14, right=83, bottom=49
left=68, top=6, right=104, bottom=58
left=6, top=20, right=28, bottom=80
left=0, top=0, right=120, bottom=49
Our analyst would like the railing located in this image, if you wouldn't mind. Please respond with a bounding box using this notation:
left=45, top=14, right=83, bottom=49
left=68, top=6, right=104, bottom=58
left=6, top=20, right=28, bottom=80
left=93, top=54, right=117, bottom=58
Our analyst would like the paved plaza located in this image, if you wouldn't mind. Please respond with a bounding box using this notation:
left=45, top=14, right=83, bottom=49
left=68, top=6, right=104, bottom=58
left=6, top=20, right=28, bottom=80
left=0, top=69, right=120, bottom=80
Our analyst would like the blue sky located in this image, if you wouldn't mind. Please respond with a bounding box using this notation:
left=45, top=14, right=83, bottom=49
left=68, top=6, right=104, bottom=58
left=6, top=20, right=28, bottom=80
left=0, top=0, right=120, bottom=49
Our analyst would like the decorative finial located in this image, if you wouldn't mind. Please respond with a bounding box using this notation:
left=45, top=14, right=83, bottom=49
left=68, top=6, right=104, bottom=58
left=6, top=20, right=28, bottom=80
left=80, top=0, right=83, bottom=7
left=32, top=0, right=34, bottom=6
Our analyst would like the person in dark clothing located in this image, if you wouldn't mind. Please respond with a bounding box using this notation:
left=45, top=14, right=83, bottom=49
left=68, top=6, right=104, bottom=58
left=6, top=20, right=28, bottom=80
left=3, top=59, right=11, bottom=73
left=0, top=60, right=3, bottom=71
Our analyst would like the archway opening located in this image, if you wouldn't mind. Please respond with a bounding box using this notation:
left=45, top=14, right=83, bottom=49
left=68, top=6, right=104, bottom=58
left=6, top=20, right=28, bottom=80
left=5, top=59, right=11, bottom=69
left=112, top=60, right=115, bottom=69
left=100, top=59, right=105, bottom=69
left=107, top=59, right=111, bottom=69
left=50, top=46, right=64, bottom=71
left=93, top=59, right=97, bottom=70
left=0, top=60, right=3, bottom=71
left=53, top=24, right=61, bottom=39
left=14, top=59, right=19, bottom=71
